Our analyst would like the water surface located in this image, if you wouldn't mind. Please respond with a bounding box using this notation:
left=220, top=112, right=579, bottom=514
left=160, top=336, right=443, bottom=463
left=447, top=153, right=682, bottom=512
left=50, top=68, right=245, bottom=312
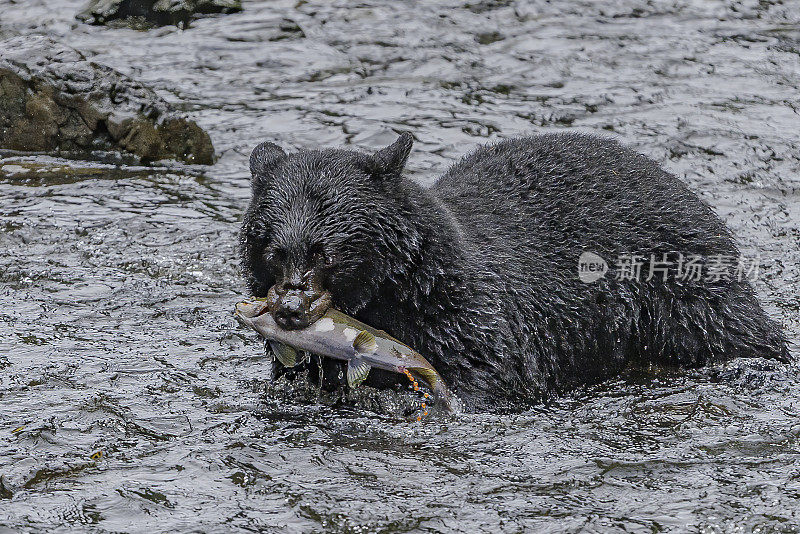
left=1, top=1, right=799, bottom=531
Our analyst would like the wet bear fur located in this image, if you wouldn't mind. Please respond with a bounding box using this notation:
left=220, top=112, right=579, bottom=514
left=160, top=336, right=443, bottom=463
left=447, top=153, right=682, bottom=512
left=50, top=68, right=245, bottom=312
left=241, top=132, right=790, bottom=411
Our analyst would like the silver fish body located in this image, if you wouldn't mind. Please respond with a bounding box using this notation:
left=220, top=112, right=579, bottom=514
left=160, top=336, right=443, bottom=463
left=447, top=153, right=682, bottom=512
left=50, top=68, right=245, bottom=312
left=235, top=300, right=454, bottom=412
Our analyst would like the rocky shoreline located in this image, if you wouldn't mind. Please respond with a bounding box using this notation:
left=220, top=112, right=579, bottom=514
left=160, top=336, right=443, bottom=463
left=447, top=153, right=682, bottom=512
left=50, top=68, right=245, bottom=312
left=0, top=36, right=214, bottom=165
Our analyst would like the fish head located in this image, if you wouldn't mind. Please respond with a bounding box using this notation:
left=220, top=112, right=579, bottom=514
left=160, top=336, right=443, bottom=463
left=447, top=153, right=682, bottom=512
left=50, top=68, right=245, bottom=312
left=234, top=298, right=271, bottom=320
left=240, top=134, right=415, bottom=323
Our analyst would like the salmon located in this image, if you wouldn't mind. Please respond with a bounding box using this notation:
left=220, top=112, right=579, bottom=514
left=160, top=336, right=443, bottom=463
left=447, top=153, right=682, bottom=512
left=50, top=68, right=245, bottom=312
left=235, top=299, right=454, bottom=412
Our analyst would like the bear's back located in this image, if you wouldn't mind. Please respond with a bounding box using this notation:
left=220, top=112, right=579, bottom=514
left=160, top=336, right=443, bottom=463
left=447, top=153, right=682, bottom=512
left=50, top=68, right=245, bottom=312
left=432, top=133, right=736, bottom=279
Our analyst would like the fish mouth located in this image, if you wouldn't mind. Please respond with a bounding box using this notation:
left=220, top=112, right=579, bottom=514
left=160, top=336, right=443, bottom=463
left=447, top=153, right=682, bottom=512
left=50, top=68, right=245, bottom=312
left=235, top=298, right=272, bottom=319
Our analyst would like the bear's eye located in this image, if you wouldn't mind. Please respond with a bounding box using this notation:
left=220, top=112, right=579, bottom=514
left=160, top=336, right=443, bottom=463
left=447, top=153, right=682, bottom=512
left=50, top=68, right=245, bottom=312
left=309, top=244, right=335, bottom=268
left=263, top=248, right=286, bottom=268
left=246, top=218, right=271, bottom=245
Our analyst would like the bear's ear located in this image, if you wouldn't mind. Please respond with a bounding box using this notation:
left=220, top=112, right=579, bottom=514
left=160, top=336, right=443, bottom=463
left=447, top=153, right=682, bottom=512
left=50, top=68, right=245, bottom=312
left=370, top=132, right=413, bottom=180
left=250, top=141, right=287, bottom=195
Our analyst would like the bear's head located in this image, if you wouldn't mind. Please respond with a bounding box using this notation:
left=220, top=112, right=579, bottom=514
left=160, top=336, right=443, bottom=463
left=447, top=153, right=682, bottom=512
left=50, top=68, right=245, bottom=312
left=240, top=133, right=416, bottom=330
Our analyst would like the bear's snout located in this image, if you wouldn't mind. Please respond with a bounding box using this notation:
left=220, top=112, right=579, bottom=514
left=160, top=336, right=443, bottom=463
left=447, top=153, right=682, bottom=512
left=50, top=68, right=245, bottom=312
left=268, top=277, right=332, bottom=331
left=274, top=290, right=310, bottom=330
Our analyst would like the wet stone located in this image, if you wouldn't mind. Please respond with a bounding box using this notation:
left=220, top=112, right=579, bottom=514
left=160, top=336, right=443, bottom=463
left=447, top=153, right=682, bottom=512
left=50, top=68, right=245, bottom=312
left=0, top=36, right=214, bottom=164
left=77, top=0, right=242, bottom=28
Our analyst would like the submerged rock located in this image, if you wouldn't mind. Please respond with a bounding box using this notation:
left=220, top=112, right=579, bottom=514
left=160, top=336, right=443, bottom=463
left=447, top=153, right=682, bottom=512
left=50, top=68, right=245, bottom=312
left=77, top=0, right=242, bottom=27
left=0, top=37, right=214, bottom=164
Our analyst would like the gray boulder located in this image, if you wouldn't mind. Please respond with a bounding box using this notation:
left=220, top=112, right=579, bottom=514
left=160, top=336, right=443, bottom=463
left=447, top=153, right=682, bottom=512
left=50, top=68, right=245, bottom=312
left=78, top=0, right=242, bottom=27
left=0, top=36, right=214, bottom=164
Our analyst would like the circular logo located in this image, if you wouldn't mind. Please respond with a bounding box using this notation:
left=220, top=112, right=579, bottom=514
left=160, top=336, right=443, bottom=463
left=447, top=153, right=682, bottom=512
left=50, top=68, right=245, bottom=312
left=578, top=251, right=608, bottom=283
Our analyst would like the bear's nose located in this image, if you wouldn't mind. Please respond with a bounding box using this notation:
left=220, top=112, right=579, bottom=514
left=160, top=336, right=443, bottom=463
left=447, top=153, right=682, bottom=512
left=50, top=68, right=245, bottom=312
left=273, top=291, right=309, bottom=330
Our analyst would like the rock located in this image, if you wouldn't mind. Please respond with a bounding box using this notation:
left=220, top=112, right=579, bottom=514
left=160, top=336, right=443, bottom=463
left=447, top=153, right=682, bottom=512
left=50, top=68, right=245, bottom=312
left=77, top=0, right=242, bottom=28
left=0, top=37, right=214, bottom=165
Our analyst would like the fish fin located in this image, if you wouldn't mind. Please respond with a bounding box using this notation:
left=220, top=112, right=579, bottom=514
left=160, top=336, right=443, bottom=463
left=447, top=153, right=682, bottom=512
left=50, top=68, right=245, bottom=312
left=353, top=330, right=377, bottom=354
left=410, top=367, right=438, bottom=389
left=269, top=341, right=297, bottom=368
left=347, top=357, right=371, bottom=388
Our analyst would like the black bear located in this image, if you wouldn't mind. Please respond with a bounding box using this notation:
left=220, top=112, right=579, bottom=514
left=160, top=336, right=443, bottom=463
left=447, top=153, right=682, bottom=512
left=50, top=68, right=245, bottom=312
left=240, top=132, right=790, bottom=411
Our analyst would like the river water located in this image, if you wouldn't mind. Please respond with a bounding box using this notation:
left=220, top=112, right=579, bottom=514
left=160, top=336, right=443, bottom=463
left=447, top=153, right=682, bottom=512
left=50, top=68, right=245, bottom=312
left=1, top=0, right=799, bottom=532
